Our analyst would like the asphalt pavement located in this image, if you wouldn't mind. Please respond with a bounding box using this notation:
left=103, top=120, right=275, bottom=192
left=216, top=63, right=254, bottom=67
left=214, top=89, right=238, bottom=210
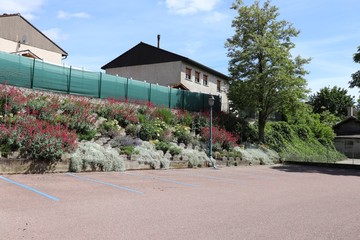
left=1, top=164, right=359, bottom=240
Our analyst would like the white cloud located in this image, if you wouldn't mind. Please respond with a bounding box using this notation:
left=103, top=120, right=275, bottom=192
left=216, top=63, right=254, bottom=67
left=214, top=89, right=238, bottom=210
left=57, top=10, right=91, bottom=20
left=165, top=0, right=220, bottom=15
left=203, top=11, right=227, bottom=23
left=0, top=0, right=44, bottom=19
left=42, top=28, right=69, bottom=42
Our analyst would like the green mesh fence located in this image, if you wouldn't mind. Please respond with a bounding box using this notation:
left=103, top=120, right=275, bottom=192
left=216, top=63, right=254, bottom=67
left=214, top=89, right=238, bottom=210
left=0, top=51, right=221, bottom=112
left=0, top=52, right=32, bottom=88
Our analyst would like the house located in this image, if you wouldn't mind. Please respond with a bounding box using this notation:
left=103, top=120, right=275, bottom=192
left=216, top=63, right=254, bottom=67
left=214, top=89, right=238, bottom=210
left=101, top=41, right=229, bottom=111
left=0, top=13, right=67, bottom=64
left=333, top=115, right=360, bottom=158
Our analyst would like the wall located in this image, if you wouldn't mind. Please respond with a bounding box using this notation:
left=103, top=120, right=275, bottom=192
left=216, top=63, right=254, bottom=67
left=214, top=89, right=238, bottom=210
left=105, top=61, right=182, bottom=87
left=334, top=137, right=360, bottom=158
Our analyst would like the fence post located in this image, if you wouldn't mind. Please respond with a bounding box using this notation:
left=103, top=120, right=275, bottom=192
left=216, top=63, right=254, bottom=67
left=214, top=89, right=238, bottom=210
left=67, top=66, right=72, bottom=94
left=168, top=87, right=171, bottom=109
left=149, top=83, right=152, bottom=103
left=98, top=72, right=102, bottom=99
left=182, top=90, right=185, bottom=110
left=30, top=58, right=35, bottom=89
left=125, top=78, right=129, bottom=101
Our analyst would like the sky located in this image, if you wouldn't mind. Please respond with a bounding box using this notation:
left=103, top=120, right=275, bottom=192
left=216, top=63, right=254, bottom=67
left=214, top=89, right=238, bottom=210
left=1, top=0, right=360, bottom=100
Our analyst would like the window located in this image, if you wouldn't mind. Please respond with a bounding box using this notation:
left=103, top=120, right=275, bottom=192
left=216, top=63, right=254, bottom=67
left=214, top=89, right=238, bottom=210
left=217, top=80, right=221, bottom=92
left=203, top=74, right=208, bottom=86
left=185, top=68, right=192, bottom=80
left=195, top=71, right=200, bottom=83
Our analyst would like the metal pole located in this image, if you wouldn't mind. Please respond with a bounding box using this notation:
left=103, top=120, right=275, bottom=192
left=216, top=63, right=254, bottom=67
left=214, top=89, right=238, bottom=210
left=209, top=104, right=213, bottom=166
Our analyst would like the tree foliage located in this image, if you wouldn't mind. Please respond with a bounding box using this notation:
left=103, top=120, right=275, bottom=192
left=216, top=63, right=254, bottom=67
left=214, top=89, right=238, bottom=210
left=225, top=0, right=310, bottom=142
left=308, top=86, right=354, bottom=118
left=349, top=46, right=360, bottom=88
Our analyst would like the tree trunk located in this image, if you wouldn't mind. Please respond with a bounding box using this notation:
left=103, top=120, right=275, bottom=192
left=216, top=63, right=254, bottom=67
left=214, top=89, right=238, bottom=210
left=258, top=111, right=267, bottom=143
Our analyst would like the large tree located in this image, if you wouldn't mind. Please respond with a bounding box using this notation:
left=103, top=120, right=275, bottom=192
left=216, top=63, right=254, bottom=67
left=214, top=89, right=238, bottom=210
left=308, top=86, right=355, bottom=118
left=225, top=0, right=310, bottom=143
left=349, top=46, right=360, bottom=88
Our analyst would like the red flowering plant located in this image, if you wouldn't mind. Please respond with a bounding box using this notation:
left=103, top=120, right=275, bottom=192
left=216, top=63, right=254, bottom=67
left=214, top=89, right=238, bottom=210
left=0, top=114, right=77, bottom=161
left=96, top=98, right=139, bottom=127
left=0, top=82, right=28, bottom=116
left=201, top=126, right=238, bottom=151
left=55, top=97, right=97, bottom=137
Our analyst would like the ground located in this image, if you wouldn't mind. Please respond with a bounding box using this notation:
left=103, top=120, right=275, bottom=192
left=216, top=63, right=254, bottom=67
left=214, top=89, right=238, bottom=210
left=1, top=164, right=359, bottom=240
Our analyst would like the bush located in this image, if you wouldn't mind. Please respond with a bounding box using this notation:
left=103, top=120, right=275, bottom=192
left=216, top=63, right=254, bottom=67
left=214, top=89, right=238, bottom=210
left=169, top=146, right=182, bottom=156
left=191, top=114, right=208, bottom=135
left=0, top=115, right=77, bottom=161
left=70, top=142, right=125, bottom=172
left=152, top=107, right=174, bottom=125
left=96, top=99, right=138, bottom=127
left=110, top=135, right=142, bottom=148
left=155, top=141, right=171, bottom=153
left=201, top=126, right=238, bottom=151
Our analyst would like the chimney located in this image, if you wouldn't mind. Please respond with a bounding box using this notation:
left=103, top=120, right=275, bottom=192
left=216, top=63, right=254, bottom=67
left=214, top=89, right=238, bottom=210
left=348, top=106, right=354, bottom=117
left=157, top=34, right=160, bottom=48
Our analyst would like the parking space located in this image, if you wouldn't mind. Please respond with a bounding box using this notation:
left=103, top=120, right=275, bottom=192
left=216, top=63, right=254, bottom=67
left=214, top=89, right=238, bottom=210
left=1, top=165, right=359, bottom=240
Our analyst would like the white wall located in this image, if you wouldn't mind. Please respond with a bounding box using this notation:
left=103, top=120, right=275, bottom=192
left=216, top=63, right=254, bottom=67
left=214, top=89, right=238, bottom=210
left=0, top=38, right=63, bottom=64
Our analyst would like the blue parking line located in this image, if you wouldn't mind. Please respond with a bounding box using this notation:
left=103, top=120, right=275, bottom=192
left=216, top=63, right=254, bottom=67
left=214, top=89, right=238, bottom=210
left=0, top=176, right=59, bottom=202
left=66, top=173, right=143, bottom=194
left=124, top=172, right=199, bottom=187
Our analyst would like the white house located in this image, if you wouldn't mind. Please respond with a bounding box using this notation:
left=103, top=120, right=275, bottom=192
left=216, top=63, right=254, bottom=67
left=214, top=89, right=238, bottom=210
left=0, top=13, right=67, bottom=64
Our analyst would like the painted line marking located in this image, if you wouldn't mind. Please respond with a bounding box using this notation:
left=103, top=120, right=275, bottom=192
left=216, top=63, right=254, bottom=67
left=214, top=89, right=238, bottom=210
left=66, top=173, right=143, bottom=195
left=124, top=172, right=199, bottom=187
left=0, top=176, right=59, bottom=202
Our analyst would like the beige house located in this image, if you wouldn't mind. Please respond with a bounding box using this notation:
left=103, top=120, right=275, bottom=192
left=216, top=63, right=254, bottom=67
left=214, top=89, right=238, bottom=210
left=102, top=42, right=229, bottom=111
left=0, top=13, right=67, bottom=64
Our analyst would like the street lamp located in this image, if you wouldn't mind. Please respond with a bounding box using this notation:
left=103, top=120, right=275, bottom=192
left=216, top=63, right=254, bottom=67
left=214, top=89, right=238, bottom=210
left=208, top=95, right=216, bottom=169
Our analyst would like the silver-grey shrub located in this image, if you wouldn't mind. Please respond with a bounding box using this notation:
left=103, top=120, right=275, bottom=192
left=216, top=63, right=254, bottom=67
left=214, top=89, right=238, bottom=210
left=70, top=142, right=126, bottom=172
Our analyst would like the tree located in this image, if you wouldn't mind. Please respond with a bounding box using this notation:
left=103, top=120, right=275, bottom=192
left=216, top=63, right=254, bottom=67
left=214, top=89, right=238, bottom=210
left=308, top=86, right=354, bottom=118
left=225, top=0, right=310, bottom=143
left=349, top=46, right=360, bottom=88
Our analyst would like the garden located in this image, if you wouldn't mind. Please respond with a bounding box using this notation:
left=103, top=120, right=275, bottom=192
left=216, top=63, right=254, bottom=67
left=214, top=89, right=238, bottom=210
left=0, top=82, right=344, bottom=173
left=0, top=83, right=280, bottom=173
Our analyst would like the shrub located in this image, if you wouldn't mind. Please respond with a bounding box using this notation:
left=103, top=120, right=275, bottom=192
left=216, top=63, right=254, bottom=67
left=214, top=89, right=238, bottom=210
left=0, top=115, right=77, bottom=161
left=155, top=141, right=171, bottom=153
left=191, top=113, right=208, bottom=135
left=175, top=110, right=193, bottom=126
left=201, top=126, right=238, bottom=151
left=152, top=107, right=174, bottom=125
left=169, top=145, right=182, bottom=156
left=174, top=124, right=193, bottom=145
left=139, top=119, right=166, bottom=141
left=0, top=83, right=27, bottom=115
left=70, top=142, right=126, bottom=172
left=96, top=98, right=138, bottom=127
left=110, top=135, right=142, bottom=148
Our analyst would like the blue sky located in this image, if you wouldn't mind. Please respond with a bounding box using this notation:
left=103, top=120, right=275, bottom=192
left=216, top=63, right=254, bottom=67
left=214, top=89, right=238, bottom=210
left=1, top=0, right=360, bottom=99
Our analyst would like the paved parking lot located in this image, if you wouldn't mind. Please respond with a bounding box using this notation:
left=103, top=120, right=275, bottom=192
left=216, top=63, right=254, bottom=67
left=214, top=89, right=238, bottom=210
left=1, top=164, right=359, bottom=240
